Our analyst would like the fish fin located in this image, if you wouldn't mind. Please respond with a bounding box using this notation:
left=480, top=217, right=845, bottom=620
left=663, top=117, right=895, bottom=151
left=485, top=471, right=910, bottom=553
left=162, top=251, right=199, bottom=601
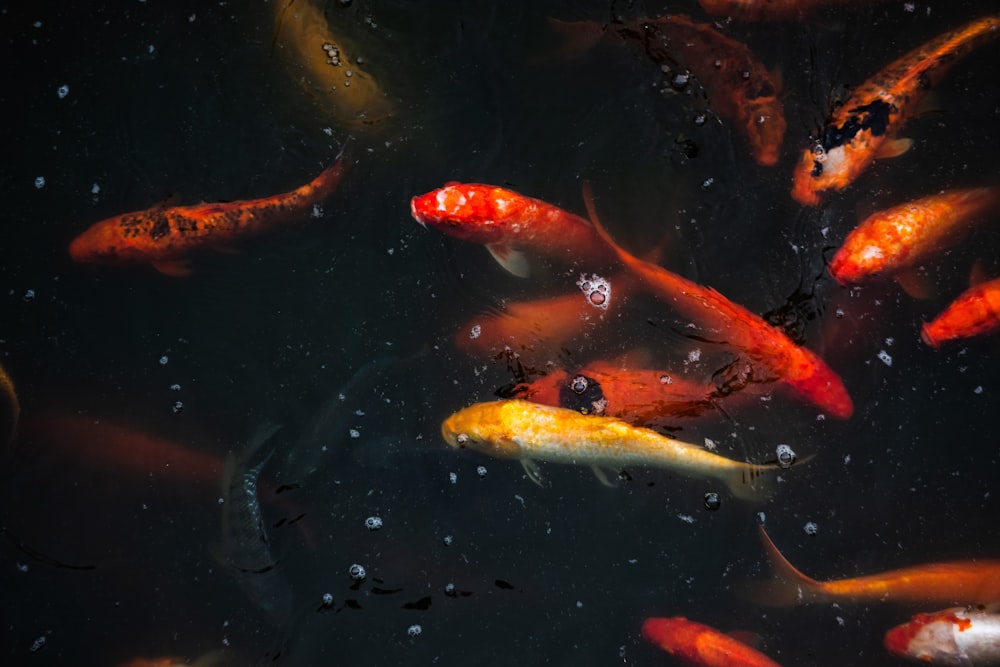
left=487, top=243, right=531, bottom=278
left=152, top=258, right=194, bottom=277
left=894, top=267, right=937, bottom=300
left=727, top=463, right=775, bottom=502
left=875, top=137, right=913, bottom=159
left=754, top=523, right=824, bottom=604
left=590, top=465, right=617, bottom=487
left=545, top=18, right=608, bottom=61
left=968, top=258, right=990, bottom=288
left=520, top=458, right=546, bottom=486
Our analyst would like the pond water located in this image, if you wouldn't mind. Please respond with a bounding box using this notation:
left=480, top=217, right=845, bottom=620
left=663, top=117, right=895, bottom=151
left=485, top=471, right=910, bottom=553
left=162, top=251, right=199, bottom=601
left=3, top=1, right=1000, bottom=665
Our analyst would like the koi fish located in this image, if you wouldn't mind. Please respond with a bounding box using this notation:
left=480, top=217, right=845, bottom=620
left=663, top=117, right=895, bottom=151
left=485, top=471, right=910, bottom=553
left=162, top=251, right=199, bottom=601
left=884, top=605, right=1000, bottom=666
left=69, top=153, right=348, bottom=276
left=921, top=276, right=1000, bottom=348
left=553, top=16, right=784, bottom=166
left=22, top=411, right=225, bottom=487
left=792, top=14, right=1000, bottom=205
left=441, top=399, right=777, bottom=500
left=409, top=183, right=616, bottom=278
left=698, top=0, right=883, bottom=22
left=756, top=523, right=1000, bottom=606
left=583, top=188, right=854, bottom=419
left=456, top=275, right=617, bottom=361
left=116, top=651, right=232, bottom=667
left=642, top=617, right=782, bottom=667
left=829, top=187, right=1000, bottom=287
left=217, top=424, right=295, bottom=649
left=0, top=362, right=19, bottom=450
left=509, top=359, right=723, bottom=426
left=272, top=0, right=392, bottom=129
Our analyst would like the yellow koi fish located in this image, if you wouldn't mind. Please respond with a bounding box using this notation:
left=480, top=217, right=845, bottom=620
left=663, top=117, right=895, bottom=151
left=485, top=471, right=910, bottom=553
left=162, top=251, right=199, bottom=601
left=440, top=399, right=777, bottom=500
left=272, top=0, right=392, bottom=130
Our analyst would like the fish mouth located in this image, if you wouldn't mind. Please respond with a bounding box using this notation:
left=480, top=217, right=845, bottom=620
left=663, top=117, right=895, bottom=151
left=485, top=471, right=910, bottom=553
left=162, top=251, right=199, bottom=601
left=410, top=197, right=428, bottom=228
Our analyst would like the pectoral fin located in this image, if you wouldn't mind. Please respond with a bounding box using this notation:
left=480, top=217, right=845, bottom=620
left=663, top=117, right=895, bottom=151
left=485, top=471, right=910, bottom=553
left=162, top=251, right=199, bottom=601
left=520, top=458, right=545, bottom=487
left=875, top=137, right=913, bottom=159
left=894, top=266, right=936, bottom=300
left=487, top=243, right=531, bottom=278
left=590, top=466, right=617, bottom=488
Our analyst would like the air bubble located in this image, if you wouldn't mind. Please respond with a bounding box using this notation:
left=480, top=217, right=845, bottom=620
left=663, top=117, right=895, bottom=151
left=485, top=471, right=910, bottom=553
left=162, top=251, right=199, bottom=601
left=570, top=376, right=589, bottom=394
left=803, top=521, right=818, bottom=536
left=775, top=444, right=796, bottom=468
left=407, top=624, right=422, bottom=637
left=364, top=516, right=383, bottom=531
left=348, top=563, right=367, bottom=580
left=703, top=492, right=721, bottom=511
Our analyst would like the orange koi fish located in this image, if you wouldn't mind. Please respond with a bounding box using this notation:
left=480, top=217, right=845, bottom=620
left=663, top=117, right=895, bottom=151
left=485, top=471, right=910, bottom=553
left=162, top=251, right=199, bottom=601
left=829, top=187, right=1000, bottom=286
left=441, top=399, right=777, bottom=500
left=884, top=605, right=1000, bottom=666
left=510, top=359, right=724, bottom=426
left=583, top=190, right=853, bottom=419
left=23, top=411, right=225, bottom=487
left=756, top=523, right=1000, bottom=606
left=698, top=0, right=883, bottom=22
left=69, top=153, right=348, bottom=276
left=0, top=361, right=19, bottom=450
left=409, top=183, right=616, bottom=277
left=555, top=16, right=784, bottom=166
left=455, top=274, right=618, bottom=359
left=791, top=14, right=1000, bottom=206
left=642, top=617, right=782, bottom=667
left=116, top=650, right=231, bottom=667
left=921, top=276, right=1000, bottom=348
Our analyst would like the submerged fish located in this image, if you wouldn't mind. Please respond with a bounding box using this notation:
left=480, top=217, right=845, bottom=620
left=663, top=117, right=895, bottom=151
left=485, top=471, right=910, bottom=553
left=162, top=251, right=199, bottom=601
left=583, top=188, right=854, bottom=419
left=0, top=362, right=19, bottom=450
left=792, top=14, right=1000, bottom=205
left=441, top=399, right=777, bottom=500
left=829, top=187, right=1000, bottom=287
left=612, top=15, right=785, bottom=166
left=698, top=0, right=884, bottom=22
left=218, top=424, right=295, bottom=629
left=410, top=183, right=616, bottom=277
left=116, top=651, right=232, bottom=667
left=756, top=523, right=1000, bottom=606
left=510, top=359, right=722, bottom=426
left=272, top=0, right=392, bottom=129
left=921, top=276, right=1000, bottom=348
left=884, top=605, right=1000, bottom=666
left=455, top=276, right=617, bottom=360
left=642, top=617, right=782, bottom=667
left=69, top=153, right=348, bottom=276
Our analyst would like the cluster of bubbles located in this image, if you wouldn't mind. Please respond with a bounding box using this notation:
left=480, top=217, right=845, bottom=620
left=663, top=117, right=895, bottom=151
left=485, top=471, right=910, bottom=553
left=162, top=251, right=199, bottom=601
left=348, top=563, right=366, bottom=581
left=364, top=516, right=383, bottom=531
left=576, top=274, right=612, bottom=310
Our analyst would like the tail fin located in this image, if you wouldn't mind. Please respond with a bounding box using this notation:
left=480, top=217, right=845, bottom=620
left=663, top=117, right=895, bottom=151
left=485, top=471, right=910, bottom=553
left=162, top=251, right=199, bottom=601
left=749, top=523, right=825, bottom=605
left=311, top=139, right=352, bottom=200
left=726, top=462, right=775, bottom=502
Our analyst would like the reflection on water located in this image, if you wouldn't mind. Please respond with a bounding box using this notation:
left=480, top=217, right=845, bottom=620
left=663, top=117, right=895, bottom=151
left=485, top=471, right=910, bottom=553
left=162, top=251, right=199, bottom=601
left=3, top=0, right=1000, bottom=665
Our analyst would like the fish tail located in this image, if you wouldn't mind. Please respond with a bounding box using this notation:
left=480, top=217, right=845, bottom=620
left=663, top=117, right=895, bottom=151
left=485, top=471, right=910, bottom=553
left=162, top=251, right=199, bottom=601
left=751, top=523, right=825, bottom=605
left=725, top=463, right=774, bottom=502
left=310, top=140, right=352, bottom=201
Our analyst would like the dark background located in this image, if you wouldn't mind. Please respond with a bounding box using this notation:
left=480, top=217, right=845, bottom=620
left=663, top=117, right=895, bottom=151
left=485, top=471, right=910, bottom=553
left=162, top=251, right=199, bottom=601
left=2, top=1, right=1000, bottom=665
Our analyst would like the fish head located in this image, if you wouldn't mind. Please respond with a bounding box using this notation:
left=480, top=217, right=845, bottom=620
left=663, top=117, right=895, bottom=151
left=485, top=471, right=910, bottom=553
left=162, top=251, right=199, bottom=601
left=790, top=148, right=824, bottom=206
left=440, top=401, right=522, bottom=459
left=828, top=241, right=886, bottom=285
left=744, top=97, right=786, bottom=167
left=884, top=609, right=966, bottom=663
left=410, top=184, right=518, bottom=244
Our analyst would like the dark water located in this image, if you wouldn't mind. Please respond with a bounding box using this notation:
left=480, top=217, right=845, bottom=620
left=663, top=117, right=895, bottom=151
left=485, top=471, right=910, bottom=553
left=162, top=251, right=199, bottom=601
left=3, top=1, right=1000, bottom=665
